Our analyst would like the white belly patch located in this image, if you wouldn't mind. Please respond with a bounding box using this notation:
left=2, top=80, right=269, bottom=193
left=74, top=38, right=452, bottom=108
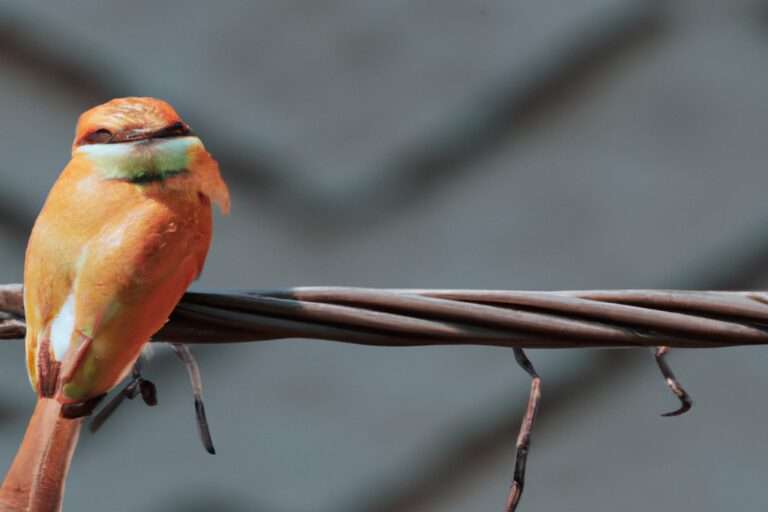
left=49, top=292, right=76, bottom=361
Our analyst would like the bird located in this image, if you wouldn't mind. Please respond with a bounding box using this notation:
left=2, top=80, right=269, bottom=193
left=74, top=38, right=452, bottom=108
left=0, top=97, right=229, bottom=511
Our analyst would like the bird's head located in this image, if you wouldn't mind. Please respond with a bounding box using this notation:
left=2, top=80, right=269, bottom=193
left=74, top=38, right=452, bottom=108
left=70, top=97, right=229, bottom=214
left=73, top=97, right=193, bottom=149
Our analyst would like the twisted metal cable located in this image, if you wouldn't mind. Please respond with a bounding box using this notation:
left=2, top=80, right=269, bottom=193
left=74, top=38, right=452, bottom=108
left=3, top=283, right=768, bottom=348
left=5, top=282, right=767, bottom=511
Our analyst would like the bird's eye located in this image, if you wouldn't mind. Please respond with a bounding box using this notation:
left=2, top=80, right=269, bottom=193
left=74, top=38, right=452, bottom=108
left=82, top=128, right=114, bottom=144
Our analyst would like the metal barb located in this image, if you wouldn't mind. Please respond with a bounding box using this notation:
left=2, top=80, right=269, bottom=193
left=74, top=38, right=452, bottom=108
left=170, top=343, right=216, bottom=455
left=88, top=362, right=157, bottom=433
left=652, top=346, right=693, bottom=417
left=506, top=348, right=542, bottom=512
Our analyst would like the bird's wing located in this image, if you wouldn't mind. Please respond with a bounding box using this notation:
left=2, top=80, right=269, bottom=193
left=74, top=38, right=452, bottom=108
left=61, top=198, right=211, bottom=402
left=26, top=178, right=212, bottom=403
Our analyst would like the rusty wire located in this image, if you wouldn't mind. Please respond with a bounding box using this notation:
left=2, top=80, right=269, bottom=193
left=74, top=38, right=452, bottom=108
left=3, top=283, right=768, bottom=347
left=4, top=282, right=768, bottom=511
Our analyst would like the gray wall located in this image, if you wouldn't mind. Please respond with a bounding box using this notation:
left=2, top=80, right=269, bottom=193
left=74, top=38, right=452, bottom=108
left=1, top=1, right=768, bottom=510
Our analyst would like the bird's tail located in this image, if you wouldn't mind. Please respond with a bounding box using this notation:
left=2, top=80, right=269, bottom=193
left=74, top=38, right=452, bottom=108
left=0, top=398, right=82, bottom=512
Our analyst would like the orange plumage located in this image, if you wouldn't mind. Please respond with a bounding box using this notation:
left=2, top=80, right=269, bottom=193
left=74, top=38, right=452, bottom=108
left=23, top=97, right=229, bottom=408
left=1, top=97, right=228, bottom=512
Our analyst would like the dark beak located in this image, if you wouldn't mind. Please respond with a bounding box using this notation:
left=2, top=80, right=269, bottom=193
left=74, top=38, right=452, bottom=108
left=152, top=121, right=194, bottom=139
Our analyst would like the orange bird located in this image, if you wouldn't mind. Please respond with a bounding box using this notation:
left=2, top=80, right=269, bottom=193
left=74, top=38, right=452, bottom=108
left=0, top=97, right=229, bottom=511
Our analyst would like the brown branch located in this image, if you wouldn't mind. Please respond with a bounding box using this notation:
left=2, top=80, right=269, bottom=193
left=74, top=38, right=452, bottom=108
left=3, top=284, right=768, bottom=348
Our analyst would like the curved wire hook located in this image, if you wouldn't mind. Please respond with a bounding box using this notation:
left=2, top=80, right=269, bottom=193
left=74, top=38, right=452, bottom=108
left=652, top=346, right=693, bottom=417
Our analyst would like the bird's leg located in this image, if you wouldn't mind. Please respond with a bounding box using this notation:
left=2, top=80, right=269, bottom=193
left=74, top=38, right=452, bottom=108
left=170, top=343, right=216, bottom=455
left=652, top=346, right=692, bottom=417
left=505, top=348, right=542, bottom=512
left=127, top=361, right=158, bottom=406
left=88, top=374, right=139, bottom=433
left=135, top=364, right=158, bottom=406
left=89, top=360, right=156, bottom=433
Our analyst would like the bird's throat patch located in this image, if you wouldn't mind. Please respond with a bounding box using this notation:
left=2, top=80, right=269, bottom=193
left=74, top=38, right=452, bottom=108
left=111, top=168, right=189, bottom=184
left=75, top=136, right=201, bottom=184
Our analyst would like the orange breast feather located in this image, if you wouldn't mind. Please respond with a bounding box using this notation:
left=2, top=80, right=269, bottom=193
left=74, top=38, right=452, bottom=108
left=25, top=153, right=223, bottom=403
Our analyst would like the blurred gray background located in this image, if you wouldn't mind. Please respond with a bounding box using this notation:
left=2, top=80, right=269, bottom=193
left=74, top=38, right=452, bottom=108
left=1, top=0, right=768, bottom=510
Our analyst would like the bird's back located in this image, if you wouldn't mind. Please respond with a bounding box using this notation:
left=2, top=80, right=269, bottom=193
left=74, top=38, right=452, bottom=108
left=24, top=155, right=215, bottom=405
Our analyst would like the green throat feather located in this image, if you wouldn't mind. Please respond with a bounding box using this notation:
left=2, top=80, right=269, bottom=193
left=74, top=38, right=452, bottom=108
left=76, top=136, right=201, bottom=184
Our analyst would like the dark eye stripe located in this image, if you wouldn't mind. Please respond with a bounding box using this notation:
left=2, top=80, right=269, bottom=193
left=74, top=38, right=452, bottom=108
left=81, top=128, right=113, bottom=145
left=154, top=122, right=192, bottom=138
